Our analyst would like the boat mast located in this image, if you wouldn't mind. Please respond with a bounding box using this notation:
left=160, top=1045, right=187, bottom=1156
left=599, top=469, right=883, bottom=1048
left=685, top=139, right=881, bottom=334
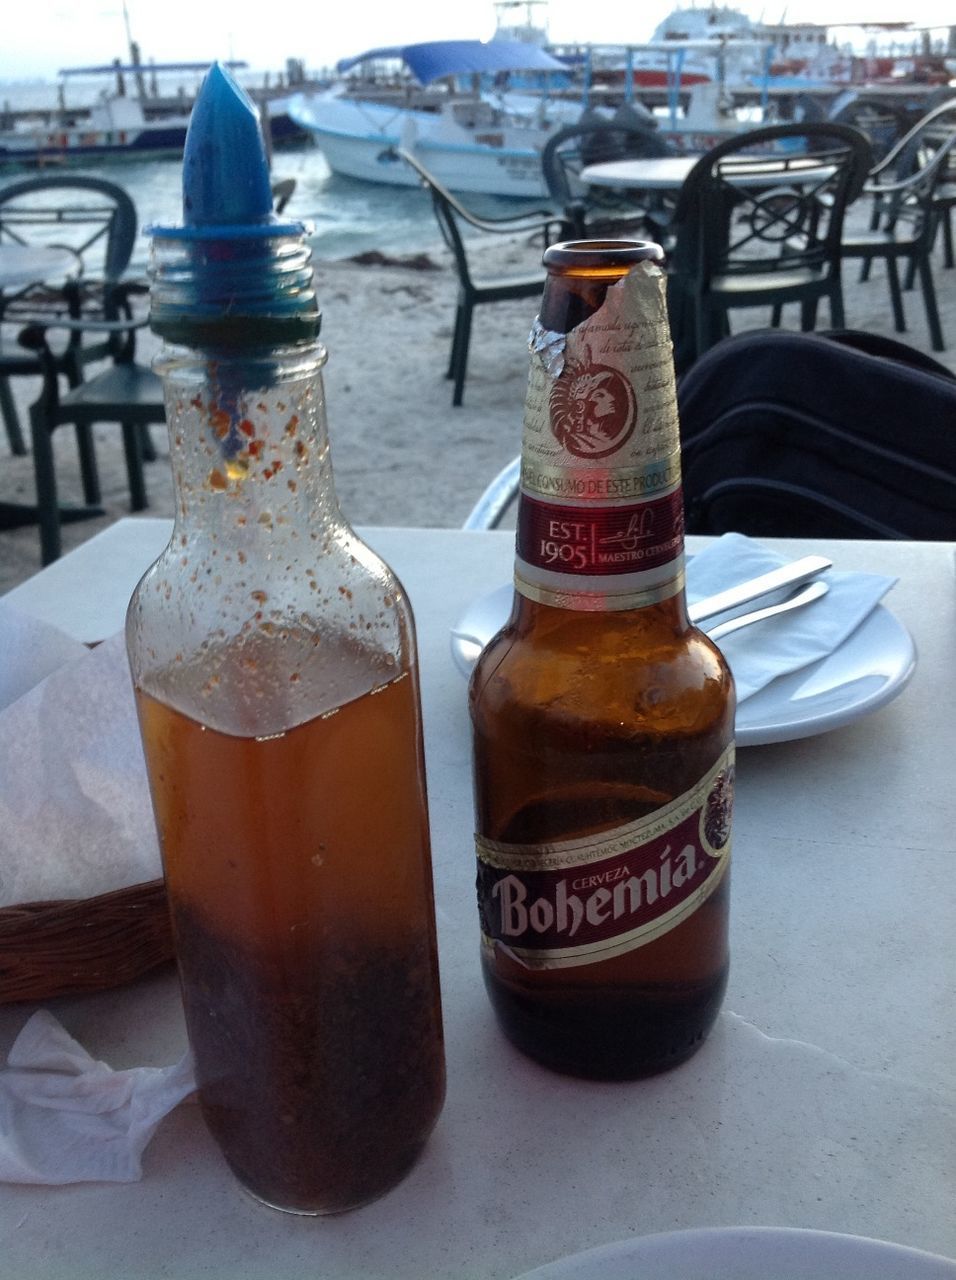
left=122, top=0, right=149, bottom=101
left=493, top=0, right=550, bottom=46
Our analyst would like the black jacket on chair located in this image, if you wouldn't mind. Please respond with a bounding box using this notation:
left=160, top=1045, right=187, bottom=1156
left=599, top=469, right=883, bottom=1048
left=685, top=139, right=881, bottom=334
left=676, top=329, right=956, bottom=540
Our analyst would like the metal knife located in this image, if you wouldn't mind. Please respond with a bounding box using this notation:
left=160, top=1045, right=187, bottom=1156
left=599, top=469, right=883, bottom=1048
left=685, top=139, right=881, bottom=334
left=688, top=555, right=833, bottom=626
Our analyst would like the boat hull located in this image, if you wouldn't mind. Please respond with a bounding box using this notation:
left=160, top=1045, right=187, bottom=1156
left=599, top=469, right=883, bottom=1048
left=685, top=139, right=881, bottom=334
left=0, top=110, right=303, bottom=167
left=289, top=92, right=560, bottom=198
left=0, top=126, right=187, bottom=165
left=313, top=127, right=548, bottom=197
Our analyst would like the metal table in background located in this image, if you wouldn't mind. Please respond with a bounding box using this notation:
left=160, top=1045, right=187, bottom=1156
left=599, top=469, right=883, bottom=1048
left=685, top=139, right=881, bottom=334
left=580, top=155, right=838, bottom=193
left=0, top=244, right=77, bottom=292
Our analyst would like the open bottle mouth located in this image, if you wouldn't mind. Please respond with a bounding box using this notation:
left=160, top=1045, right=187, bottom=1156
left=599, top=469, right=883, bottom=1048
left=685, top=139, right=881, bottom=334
left=543, top=241, right=666, bottom=271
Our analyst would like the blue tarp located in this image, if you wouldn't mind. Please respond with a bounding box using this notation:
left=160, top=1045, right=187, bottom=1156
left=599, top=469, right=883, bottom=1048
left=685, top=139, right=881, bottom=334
left=335, top=40, right=567, bottom=85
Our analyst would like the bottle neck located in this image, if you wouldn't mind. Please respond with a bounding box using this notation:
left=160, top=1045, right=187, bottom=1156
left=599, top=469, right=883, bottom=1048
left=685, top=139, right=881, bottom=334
left=513, top=257, right=686, bottom=620
left=157, top=343, right=342, bottom=546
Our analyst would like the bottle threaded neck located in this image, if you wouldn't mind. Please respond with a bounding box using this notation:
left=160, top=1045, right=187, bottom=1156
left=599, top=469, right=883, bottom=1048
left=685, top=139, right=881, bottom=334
left=149, top=230, right=321, bottom=350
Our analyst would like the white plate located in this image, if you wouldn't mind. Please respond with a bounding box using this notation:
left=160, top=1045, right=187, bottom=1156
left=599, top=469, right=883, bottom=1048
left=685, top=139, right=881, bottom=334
left=513, top=1226, right=956, bottom=1280
left=450, top=585, right=916, bottom=747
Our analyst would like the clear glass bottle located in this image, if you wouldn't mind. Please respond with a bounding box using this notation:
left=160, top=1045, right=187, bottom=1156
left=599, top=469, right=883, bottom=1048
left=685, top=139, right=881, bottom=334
left=126, top=63, right=444, bottom=1214
left=469, top=241, right=735, bottom=1080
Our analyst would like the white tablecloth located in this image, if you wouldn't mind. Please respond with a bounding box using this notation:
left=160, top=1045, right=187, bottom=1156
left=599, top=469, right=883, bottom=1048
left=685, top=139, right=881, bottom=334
left=2, top=519, right=955, bottom=1279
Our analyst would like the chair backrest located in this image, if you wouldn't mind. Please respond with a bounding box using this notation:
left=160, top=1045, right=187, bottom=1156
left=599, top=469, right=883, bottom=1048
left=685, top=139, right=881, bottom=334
left=870, top=124, right=956, bottom=248
left=542, top=119, right=675, bottom=207
left=870, top=96, right=956, bottom=183
left=398, top=147, right=558, bottom=296
left=793, top=93, right=828, bottom=123
left=396, top=149, right=478, bottom=291
left=829, top=95, right=911, bottom=163
left=0, top=175, right=137, bottom=283
left=669, top=122, right=873, bottom=294
left=677, top=329, right=956, bottom=540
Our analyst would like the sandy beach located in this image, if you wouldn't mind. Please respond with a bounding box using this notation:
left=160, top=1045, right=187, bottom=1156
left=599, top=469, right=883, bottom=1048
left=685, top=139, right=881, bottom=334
left=1, top=209, right=954, bottom=593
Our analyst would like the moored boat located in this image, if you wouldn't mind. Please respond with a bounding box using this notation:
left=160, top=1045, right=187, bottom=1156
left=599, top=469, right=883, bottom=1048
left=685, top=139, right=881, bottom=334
left=287, top=40, right=580, bottom=199
left=0, top=58, right=316, bottom=168
left=0, top=87, right=191, bottom=165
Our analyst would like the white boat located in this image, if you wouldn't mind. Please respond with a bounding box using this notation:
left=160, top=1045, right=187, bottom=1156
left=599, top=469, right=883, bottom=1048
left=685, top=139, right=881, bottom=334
left=0, top=54, right=315, bottom=168
left=0, top=89, right=192, bottom=166
left=287, top=40, right=581, bottom=198
left=583, top=7, right=846, bottom=97
left=607, top=7, right=953, bottom=98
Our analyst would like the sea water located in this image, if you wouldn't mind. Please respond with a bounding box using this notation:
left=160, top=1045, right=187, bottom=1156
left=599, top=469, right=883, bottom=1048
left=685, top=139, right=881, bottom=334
left=0, top=77, right=551, bottom=267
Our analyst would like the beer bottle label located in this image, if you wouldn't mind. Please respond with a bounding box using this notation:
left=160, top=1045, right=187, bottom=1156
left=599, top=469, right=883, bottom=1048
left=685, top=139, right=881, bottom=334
left=475, top=747, right=734, bottom=970
left=516, top=262, right=684, bottom=611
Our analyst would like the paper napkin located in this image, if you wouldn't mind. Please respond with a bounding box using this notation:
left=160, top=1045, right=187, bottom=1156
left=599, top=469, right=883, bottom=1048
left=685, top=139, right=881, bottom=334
left=0, top=608, right=160, bottom=910
left=0, top=1011, right=195, bottom=1185
left=687, top=533, right=896, bottom=702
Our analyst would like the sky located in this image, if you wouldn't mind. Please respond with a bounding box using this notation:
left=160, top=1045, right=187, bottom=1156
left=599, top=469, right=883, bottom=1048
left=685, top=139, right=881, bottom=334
left=1, top=0, right=953, bottom=83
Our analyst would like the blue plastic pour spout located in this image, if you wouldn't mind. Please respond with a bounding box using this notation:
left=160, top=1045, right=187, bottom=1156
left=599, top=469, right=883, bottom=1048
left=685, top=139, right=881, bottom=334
left=148, top=61, right=320, bottom=346
left=182, top=61, right=274, bottom=228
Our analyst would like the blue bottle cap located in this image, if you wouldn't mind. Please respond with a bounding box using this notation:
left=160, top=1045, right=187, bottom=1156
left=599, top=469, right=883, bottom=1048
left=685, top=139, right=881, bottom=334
left=148, top=62, right=320, bottom=347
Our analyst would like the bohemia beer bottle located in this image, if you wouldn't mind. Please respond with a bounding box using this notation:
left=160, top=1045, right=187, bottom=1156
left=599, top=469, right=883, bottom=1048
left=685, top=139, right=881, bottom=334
left=126, top=65, right=444, bottom=1212
left=469, top=241, right=734, bottom=1080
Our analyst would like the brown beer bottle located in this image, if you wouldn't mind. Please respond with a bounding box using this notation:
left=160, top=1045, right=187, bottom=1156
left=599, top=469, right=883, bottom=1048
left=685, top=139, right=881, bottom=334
left=469, top=240, right=735, bottom=1080
left=126, top=65, right=444, bottom=1213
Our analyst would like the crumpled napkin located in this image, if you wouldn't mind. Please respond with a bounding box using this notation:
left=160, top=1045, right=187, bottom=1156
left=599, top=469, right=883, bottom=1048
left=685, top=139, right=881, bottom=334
left=0, top=1011, right=195, bottom=1184
left=687, top=533, right=896, bottom=702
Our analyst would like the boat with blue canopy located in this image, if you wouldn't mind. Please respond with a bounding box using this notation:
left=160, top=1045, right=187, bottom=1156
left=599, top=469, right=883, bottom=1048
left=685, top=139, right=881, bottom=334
left=287, top=39, right=583, bottom=198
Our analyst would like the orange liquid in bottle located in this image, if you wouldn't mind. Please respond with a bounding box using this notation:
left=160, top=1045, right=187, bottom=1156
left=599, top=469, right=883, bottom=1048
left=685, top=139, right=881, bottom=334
left=136, top=668, right=445, bottom=1214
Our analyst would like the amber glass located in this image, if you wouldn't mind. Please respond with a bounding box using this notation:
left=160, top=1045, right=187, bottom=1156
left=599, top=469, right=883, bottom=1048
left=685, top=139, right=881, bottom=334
left=469, top=242, right=734, bottom=1080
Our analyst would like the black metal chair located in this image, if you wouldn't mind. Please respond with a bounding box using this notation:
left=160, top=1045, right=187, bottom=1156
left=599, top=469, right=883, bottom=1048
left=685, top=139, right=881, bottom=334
left=829, top=96, right=911, bottom=163
left=859, top=96, right=956, bottom=246
left=0, top=176, right=141, bottom=457
left=666, top=122, right=873, bottom=370
left=935, top=155, right=956, bottom=270
left=17, top=284, right=164, bottom=564
left=541, top=114, right=677, bottom=241
left=0, top=175, right=166, bottom=563
left=840, top=101, right=956, bottom=352
left=921, top=92, right=956, bottom=269
left=3, top=175, right=312, bottom=564
left=398, top=148, right=565, bottom=407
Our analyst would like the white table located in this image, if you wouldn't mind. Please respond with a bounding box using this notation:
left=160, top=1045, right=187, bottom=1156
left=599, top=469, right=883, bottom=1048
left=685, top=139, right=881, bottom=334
left=3, top=518, right=955, bottom=1279
left=581, top=156, right=698, bottom=192
left=0, top=244, right=77, bottom=290
left=581, top=155, right=837, bottom=192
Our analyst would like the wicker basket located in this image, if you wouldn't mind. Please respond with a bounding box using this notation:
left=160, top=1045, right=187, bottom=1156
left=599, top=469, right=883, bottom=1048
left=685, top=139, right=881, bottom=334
left=0, top=879, right=174, bottom=1004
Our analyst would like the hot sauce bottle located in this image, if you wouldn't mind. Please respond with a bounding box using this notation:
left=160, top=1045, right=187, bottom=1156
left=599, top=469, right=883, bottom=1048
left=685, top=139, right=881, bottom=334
left=126, top=64, right=444, bottom=1212
left=469, top=241, right=735, bottom=1080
